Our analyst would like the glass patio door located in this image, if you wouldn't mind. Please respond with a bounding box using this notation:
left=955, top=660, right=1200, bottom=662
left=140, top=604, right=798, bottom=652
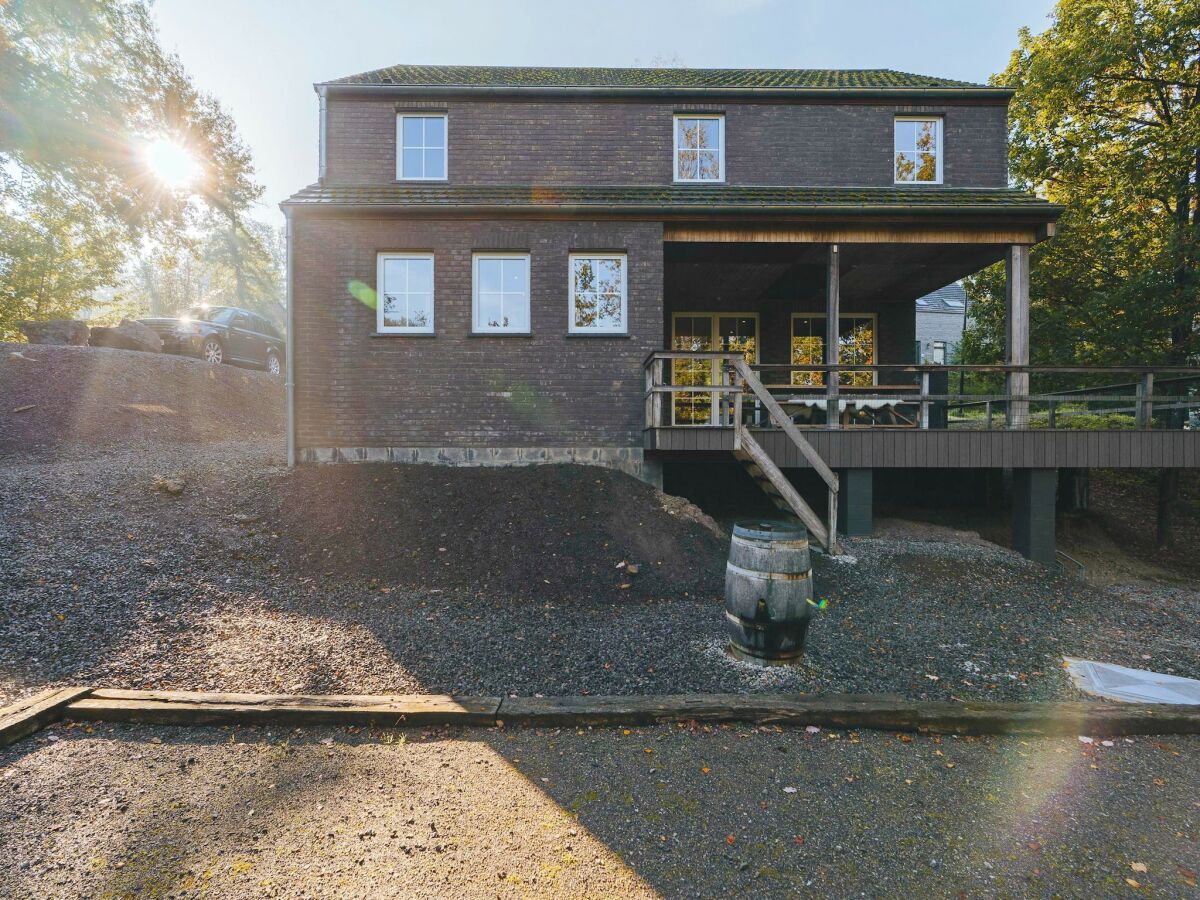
left=671, top=314, right=758, bottom=425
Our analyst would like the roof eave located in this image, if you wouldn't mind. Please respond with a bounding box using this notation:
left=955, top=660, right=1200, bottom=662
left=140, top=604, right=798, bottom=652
left=281, top=200, right=1062, bottom=219
left=314, top=82, right=1015, bottom=102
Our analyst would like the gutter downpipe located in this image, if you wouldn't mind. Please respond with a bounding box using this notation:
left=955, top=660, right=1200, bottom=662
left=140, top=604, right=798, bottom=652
left=284, top=209, right=296, bottom=468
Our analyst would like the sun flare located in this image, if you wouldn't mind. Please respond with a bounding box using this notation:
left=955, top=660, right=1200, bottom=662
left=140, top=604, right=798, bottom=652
left=143, top=139, right=202, bottom=189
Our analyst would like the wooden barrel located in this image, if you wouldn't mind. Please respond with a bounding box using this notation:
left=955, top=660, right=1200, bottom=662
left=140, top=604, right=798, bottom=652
left=724, top=520, right=814, bottom=665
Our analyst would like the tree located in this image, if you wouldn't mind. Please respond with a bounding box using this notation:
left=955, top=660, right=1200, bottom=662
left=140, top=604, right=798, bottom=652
left=123, top=216, right=284, bottom=324
left=961, top=0, right=1200, bottom=368
left=0, top=0, right=265, bottom=335
left=0, top=181, right=125, bottom=339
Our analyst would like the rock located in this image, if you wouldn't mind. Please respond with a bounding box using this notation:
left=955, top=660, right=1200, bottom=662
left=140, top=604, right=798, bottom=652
left=19, top=320, right=90, bottom=346
left=152, top=475, right=186, bottom=495
left=89, top=319, right=163, bottom=353
left=657, top=492, right=724, bottom=538
left=625, top=563, right=640, bottom=576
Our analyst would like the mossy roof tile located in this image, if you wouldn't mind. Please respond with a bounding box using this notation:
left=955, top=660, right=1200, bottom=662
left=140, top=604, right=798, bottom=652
left=326, top=64, right=988, bottom=91
left=282, top=184, right=1058, bottom=217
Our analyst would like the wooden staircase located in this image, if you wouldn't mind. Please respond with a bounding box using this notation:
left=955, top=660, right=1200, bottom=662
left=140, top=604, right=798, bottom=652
left=728, top=359, right=840, bottom=553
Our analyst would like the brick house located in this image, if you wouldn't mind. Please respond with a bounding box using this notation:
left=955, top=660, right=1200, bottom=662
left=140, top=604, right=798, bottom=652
left=282, top=65, right=1198, bottom=564
left=915, top=283, right=968, bottom=364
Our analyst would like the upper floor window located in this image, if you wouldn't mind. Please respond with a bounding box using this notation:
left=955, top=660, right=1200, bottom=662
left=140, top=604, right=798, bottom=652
left=674, top=114, right=724, bottom=183
left=568, top=253, right=627, bottom=334
left=397, top=114, right=447, bottom=181
left=894, top=116, right=942, bottom=184
left=473, top=253, right=530, bottom=333
left=377, top=252, right=434, bottom=333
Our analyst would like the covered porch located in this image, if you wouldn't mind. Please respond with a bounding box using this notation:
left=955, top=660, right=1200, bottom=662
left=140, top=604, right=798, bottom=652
left=646, top=223, right=1200, bottom=562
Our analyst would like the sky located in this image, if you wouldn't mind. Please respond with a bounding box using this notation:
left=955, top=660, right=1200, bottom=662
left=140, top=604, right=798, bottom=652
left=151, top=0, right=1058, bottom=227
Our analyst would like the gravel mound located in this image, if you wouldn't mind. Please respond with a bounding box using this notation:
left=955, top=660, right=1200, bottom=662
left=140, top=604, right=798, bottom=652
left=0, top=343, right=282, bottom=455
left=267, top=462, right=727, bottom=602
left=3, top=441, right=1198, bottom=708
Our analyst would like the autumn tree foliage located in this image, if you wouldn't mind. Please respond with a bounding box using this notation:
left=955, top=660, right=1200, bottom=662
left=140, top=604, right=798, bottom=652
left=961, top=0, right=1200, bottom=367
left=0, top=0, right=276, bottom=338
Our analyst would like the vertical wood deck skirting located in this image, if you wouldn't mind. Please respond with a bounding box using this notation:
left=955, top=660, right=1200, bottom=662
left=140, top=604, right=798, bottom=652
left=646, top=428, right=1200, bottom=469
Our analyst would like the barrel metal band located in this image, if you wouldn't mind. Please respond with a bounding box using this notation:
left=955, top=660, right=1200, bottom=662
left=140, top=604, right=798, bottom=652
left=725, top=561, right=813, bottom=582
left=730, top=536, right=810, bottom=552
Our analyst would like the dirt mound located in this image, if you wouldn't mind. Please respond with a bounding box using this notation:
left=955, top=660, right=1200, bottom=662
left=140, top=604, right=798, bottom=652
left=268, top=463, right=728, bottom=601
left=0, top=343, right=283, bottom=455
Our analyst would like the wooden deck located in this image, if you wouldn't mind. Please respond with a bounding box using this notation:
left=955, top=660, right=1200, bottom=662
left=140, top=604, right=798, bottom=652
left=646, top=426, right=1200, bottom=469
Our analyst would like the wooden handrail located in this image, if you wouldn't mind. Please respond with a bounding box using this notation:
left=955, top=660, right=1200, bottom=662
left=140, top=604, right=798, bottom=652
left=643, top=352, right=1200, bottom=377
left=730, top=358, right=839, bottom=494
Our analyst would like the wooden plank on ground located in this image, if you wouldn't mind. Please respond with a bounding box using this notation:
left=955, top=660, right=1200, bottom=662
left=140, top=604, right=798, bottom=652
left=498, top=694, right=919, bottom=729
left=917, top=701, right=1200, bottom=736
left=66, top=690, right=500, bottom=728
left=40, top=689, right=1200, bottom=738
left=0, top=687, right=93, bottom=748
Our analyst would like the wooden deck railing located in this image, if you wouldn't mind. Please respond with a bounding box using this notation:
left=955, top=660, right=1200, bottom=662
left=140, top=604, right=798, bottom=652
left=644, top=354, right=1200, bottom=432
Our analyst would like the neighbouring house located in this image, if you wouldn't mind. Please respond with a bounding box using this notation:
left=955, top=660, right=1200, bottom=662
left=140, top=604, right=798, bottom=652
left=915, top=282, right=968, bottom=364
left=282, top=65, right=1199, bottom=565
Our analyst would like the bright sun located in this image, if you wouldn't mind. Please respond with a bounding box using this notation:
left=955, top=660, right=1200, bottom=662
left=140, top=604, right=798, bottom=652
left=144, top=139, right=202, bottom=189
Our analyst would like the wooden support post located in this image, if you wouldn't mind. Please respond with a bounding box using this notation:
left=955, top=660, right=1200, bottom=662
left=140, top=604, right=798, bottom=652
left=919, top=371, right=930, bottom=429
left=825, top=243, right=840, bottom=429
left=732, top=370, right=743, bottom=445
left=985, top=400, right=993, bottom=429
left=652, top=358, right=664, bottom=428
left=1005, top=244, right=1031, bottom=429
left=1136, top=372, right=1154, bottom=429
left=1048, top=400, right=1056, bottom=429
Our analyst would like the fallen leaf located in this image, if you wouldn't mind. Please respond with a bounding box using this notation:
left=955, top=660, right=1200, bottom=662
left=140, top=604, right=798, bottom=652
left=1078, top=736, right=1094, bottom=744
left=794, top=835, right=805, bottom=845
left=1125, top=877, right=1140, bottom=888
left=1130, top=863, right=1147, bottom=873
left=701, top=767, right=710, bottom=774
left=643, top=747, right=653, bottom=754
left=783, top=786, right=798, bottom=794
left=804, top=725, right=820, bottom=734
left=621, top=729, right=631, bottom=736
left=726, top=834, right=736, bottom=845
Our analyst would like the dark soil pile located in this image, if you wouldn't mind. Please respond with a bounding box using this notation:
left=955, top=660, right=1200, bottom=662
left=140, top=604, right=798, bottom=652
left=0, top=343, right=283, bottom=455
left=268, top=462, right=728, bottom=601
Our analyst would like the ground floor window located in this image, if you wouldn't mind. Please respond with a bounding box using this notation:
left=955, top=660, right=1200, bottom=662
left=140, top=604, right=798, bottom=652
left=790, top=314, right=876, bottom=386
left=568, top=254, right=627, bottom=333
left=472, top=253, right=530, bottom=333
left=671, top=313, right=758, bottom=425
left=377, top=253, right=435, bottom=333
left=932, top=340, right=946, bottom=364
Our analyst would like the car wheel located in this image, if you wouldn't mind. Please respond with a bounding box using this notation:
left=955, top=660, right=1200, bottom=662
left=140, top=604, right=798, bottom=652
left=266, top=350, right=282, bottom=376
left=202, top=338, right=224, bottom=365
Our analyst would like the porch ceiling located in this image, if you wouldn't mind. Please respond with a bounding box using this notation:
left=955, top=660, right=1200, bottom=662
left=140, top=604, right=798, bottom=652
left=664, top=241, right=1005, bottom=306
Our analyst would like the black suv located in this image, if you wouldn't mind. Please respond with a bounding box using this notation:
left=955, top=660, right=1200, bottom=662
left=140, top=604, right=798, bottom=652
left=142, top=306, right=286, bottom=375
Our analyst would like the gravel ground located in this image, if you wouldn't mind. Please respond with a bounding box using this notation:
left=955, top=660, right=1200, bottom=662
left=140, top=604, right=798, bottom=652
left=1, top=721, right=1197, bottom=898
left=0, top=344, right=282, bottom=455
left=2, top=440, right=1199, bottom=707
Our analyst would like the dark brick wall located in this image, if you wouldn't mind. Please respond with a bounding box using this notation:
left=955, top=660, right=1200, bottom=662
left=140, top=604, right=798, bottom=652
left=291, top=216, right=663, bottom=449
left=324, top=97, right=1008, bottom=188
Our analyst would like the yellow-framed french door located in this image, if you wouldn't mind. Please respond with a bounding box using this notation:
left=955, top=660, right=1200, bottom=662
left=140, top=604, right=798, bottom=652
left=790, top=313, right=877, bottom=387
left=671, top=312, right=759, bottom=425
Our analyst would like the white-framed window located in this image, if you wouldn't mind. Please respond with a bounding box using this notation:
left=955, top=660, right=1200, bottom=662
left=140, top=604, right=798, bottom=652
left=894, top=116, right=942, bottom=184
left=377, top=252, right=434, bottom=334
left=673, top=114, right=724, bottom=183
left=932, top=341, right=947, bottom=365
left=568, top=253, right=627, bottom=334
left=396, top=114, right=447, bottom=181
left=472, top=253, right=530, bottom=333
